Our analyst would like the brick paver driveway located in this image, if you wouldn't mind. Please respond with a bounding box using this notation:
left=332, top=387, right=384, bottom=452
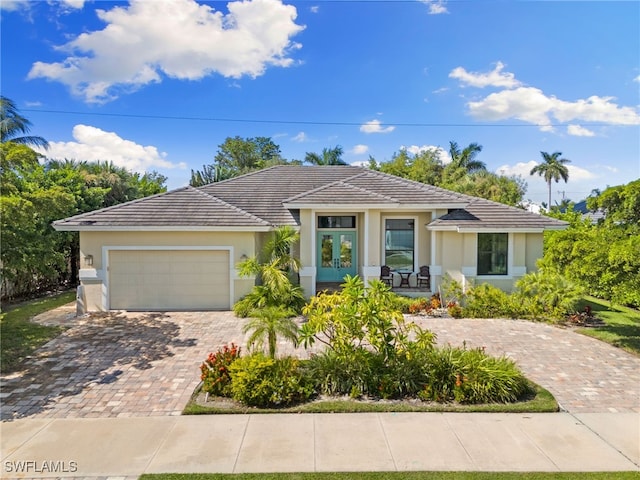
left=1, top=309, right=638, bottom=420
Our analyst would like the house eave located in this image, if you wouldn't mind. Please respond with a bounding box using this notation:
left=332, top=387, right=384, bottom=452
left=426, top=225, right=564, bottom=233
left=52, top=224, right=273, bottom=232
left=283, top=202, right=468, bottom=210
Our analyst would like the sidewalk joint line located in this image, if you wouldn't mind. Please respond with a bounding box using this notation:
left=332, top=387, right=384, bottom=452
left=376, top=413, right=397, bottom=471
left=231, top=414, right=250, bottom=473
left=568, top=412, right=640, bottom=468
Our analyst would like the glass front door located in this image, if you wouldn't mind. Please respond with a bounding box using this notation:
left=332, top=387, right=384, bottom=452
left=317, top=231, right=357, bottom=282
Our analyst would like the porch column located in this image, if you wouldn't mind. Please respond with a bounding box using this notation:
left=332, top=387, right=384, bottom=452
left=299, top=209, right=317, bottom=297
left=429, top=229, right=441, bottom=293
left=361, top=209, right=382, bottom=286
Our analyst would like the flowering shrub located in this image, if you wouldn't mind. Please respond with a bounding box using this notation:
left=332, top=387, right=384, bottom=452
left=447, top=303, right=464, bottom=318
left=200, top=343, right=241, bottom=397
left=430, top=293, right=441, bottom=309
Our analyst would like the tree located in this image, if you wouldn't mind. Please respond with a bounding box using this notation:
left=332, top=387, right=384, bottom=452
left=242, top=306, right=299, bottom=358
left=587, top=179, right=640, bottom=226
left=441, top=170, right=527, bottom=206
left=304, top=145, right=347, bottom=165
left=0, top=96, right=49, bottom=149
left=1, top=142, right=168, bottom=300
left=234, top=226, right=305, bottom=317
left=540, top=181, right=640, bottom=307
left=447, top=141, right=485, bottom=173
left=375, top=148, right=443, bottom=185
left=190, top=136, right=289, bottom=185
left=530, top=151, right=571, bottom=209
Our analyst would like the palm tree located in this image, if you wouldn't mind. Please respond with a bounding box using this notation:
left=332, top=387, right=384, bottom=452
left=235, top=225, right=306, bottom=317
left=530, top=151, right=571, bottom=209
left=242, top=306, right=299, bottom=358
left=304, top=145, right=347, bottom=165
left=448, top=141, right=485, bottom=172
left=0, top=96, right=49, bottom=149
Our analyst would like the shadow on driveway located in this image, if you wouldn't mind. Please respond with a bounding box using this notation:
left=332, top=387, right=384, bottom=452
left=1, top=312, right=197, bottom=420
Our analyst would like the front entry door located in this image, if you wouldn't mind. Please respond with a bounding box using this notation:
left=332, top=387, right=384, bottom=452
left=317, top=231, right=357, bottom=282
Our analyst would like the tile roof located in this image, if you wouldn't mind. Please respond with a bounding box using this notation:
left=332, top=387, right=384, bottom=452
left=53, top=165, right=567, bottom=231
left=53, top=186, right=270, bottom=229
left=428, top=198, right=568, bottom=231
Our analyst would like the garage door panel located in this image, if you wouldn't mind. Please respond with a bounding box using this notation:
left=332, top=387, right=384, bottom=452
left=109, top=250, right=230, bottom=311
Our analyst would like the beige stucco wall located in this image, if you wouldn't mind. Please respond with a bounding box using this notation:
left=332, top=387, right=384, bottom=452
left=431, top=230, right=545, bottom=293
left=526, top=233, right=544, bottom=272
left=79, top=230, right=257, bottom=311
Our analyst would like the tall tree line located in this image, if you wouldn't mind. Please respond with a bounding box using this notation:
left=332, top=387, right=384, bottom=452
left=1, top=97, right=166, bottom=300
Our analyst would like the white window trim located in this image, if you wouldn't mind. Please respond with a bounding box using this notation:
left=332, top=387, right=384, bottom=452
left=475, top=232, right=514, bottom=278
left=381, top=215, right=420, bottom=272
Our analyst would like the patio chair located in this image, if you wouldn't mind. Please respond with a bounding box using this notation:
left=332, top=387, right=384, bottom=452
left=380, top=265, right=393, bottom=287
left=417, top=265, right=430, bottom=289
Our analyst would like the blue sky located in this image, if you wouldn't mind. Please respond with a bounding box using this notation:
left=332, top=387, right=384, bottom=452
left=2, top=0, right=639, bottom=206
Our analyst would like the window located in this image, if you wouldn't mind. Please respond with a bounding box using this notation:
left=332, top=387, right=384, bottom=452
left=384, top=219, right=414, bottom=270
left=477, top=233, right=508, bottom=275
left=318, top=216, right=356, bottom=229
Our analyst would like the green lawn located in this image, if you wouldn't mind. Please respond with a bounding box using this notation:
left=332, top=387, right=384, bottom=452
left=576, top=296, right=640, bottom=356
left=0, top=290, right=75, bottom=373
left=140, top=472, right=640, bottom=480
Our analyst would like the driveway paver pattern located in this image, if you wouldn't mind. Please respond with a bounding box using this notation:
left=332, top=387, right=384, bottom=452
left=412, top=316, right=640, bottom=413
left=1, top=308, right=638, bottom=420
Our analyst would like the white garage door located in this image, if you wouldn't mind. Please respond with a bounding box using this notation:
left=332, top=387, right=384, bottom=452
left=109, top=250, right=230, bottom=311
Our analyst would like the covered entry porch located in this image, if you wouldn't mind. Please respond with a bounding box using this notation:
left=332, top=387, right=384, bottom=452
left=297, top=210, right=437, bottom=298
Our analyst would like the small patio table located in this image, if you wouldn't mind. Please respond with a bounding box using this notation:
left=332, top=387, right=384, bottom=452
left=398, top=270, right=412, bottom=288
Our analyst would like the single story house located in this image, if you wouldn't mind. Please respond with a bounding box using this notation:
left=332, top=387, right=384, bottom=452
left=53, top=165, right=567, bottom=312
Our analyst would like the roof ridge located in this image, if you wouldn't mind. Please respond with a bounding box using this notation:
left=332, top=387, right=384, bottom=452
left=192, top=186, right=272, bottom=226
left=338, top=178, right=399, bottom=202
left=282, top=171, right=370, bottom=203
left=52, top=186, right=191, bottom=225
left=364, top=169, right=471, bottom=202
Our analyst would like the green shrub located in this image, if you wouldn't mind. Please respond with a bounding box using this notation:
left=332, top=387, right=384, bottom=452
left=420, top=346, right=532, bottom=404
left=515, top=271, right=585, bottom=321
left=462, top=283, right=517, bottom=318
left=447, top=303, right=464, bottom=318
left=306, top=348, right=380, bottom=398
left=200, top=343, right=241, bottom=397
left=454, top=348, right=532, bottom=403
left=229, top=353, right=314, bottom=407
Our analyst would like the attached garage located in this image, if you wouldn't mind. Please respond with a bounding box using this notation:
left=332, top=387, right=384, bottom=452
left=108, top=249, right=231, bottom=311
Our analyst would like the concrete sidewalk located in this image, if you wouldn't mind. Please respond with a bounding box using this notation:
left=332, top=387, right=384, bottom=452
left=2, top=412, right=639, bottom=477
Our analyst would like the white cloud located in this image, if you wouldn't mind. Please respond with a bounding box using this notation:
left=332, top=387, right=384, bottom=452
left=452, top=62, right=640, bottom=131
left=350, top=144, right=369, bottom=155
left=498, top=160, right=595, bottom=182
left=467, top=86, right=640, bottom=130
left=496, top=161, right=537, bottom=178
left=401, top=144, right=451, bottom=164
left=449, top=62, right=521, bottom=89
left=291, top=131, right=308, bottom=142
left=28, top=0, right=305, bottom=103
left=57, top=0, right=85, bottom=9
left=39, top=125, right=187, bottom=173
left=360, top=119, right=395, bottom=134
left=0, top=0, right=28, bottom=11
left=310, top=6, right=319, bottom=13
left=565, top=164, right=597, bottom=181
left=420, top=0, right=448, bottom=15
left=567, top=124, right=595, bottom=137
left=634, top=75, right=640, bottom=83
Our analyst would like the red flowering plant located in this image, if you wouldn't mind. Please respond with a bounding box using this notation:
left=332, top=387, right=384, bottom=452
left=200, top=343, right=241, bottom=397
